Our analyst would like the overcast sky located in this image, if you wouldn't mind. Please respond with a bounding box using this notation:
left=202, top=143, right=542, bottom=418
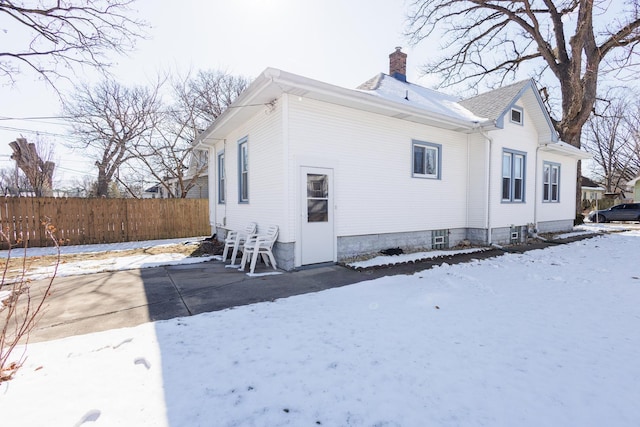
left=2, top=0, right=445, bottom=186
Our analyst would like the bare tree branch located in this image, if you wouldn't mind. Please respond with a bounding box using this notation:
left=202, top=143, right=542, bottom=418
left=130, top=69, right=249, bottom=198
left=406, top=0, right=640, bottom=146
left=63, top=79, right=161, bottom=197
left=0, top=0, right=146, bottom=88
left=583, top=90, right=640, bottom=192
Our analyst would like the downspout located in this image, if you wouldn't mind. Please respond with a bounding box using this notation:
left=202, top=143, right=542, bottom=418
left=223, top=139, right=227, bottom=228
left=466, top=135, right=470, bottom=228
left=478, top=127, right=493, bottom=245
left=208, top=145, right=216, bottom=234
left=532, top=144, right=541, bottom=239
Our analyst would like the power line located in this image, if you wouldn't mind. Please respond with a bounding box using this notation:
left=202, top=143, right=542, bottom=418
left=0, top=125, right=70, bottom=139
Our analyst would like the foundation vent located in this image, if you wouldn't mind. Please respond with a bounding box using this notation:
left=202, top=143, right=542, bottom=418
left=432, top=229, right=449, bottom=250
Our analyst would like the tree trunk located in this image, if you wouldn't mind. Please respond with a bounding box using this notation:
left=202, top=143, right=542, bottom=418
left=557, top=111, right=587, bottom=216
left=96, top=170, right=110, bottom=197
left=9, top=137, right=55, bottom=197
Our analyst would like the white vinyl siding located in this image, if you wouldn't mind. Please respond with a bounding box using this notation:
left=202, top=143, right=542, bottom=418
left=212, top=101, right=285, bottom=238
left=288, top=97, right=468, bottom=237
left=536, top=152, right=578, bottom=224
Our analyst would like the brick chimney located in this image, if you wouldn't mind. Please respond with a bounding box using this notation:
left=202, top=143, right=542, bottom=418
left=389, top=47, right=407, bottom=82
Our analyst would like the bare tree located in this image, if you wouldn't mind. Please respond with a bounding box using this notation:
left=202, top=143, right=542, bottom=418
left=189, top=69, right=250, bottom=124
left=626, top=98, right=640, bottom=176
left=9, top=137, right=55, bottom=196
left=69, top=174, right=97, bottom=197
left=583, top=94, right=639, bottom=193
left=406, top=1, right=640, bottom=146
left=0, top=0, right=146, bottom=87
left=406, top=1, right=640, bottom=210
left=131, top=70, right=249, bottom=198
left=64, top=79, right=161, bottom=197
left=0, top=166, right=30, bottom=196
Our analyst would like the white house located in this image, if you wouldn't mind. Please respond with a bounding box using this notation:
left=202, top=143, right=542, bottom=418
left=629, top=175, right=640, bottom=202
left=196, top=48, right=590, bottom=270
left=581, top=176, right=605, bottom=203
left=153, top=150, right=209, bottom=199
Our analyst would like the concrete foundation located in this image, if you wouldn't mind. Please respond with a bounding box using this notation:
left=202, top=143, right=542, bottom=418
left=337, top=228, right=468, bottom=261
left=536, top=219, right=574, bottom=234
left=219, top=221, right=575, bottom=270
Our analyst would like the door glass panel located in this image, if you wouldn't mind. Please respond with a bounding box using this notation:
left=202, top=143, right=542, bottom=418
left=307, top=174, right=328, bottom=222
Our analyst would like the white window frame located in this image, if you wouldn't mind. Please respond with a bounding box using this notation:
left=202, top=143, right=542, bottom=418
left=510, top=106, right=523, bottom=125
left=543, top=161, right=560, bottom=203
left=412, top=140, right=442, bottom=180
left=502, top=149, right=526, bottom=203
left=217, top=151, right=225, bottom=204
left=238, top=137, right=249, bottom=203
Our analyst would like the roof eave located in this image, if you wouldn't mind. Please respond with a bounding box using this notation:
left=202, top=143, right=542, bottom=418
left=539, top=142, right=592, bottom=160
left=195, top=70, right=277, bottom=146
left=271, top=69, right=478, bottom=131
left=198, top=68, right=486, bottom=143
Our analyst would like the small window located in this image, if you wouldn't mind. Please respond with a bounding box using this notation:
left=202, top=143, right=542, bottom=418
left=502, top=149, right=526, bottom=202
left=412, top=140, right=441, bottom=179
left=217, top=152, right=225, bottom=204
left=510, top=107, right=523, bottom=125
left=238, top=138, right=249, bottom=203
left=543, top=162, right=560, bottom=202
left=306, top=174, right=329, bottom=222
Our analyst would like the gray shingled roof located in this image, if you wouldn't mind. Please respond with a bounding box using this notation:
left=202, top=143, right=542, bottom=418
left=458, top=80, right=532, bottom=121
left=356, top=73, right=384, bottom=91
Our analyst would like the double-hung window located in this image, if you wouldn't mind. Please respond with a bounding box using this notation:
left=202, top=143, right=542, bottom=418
left=502, top=150, right=526, bottom=202
left=217, top=152, right=225, bottom=204
left=412, top=140, right=441, bottom=179
left=543, top=162, right=560, bottom=202
left=238, top=137, right=249, bottom=203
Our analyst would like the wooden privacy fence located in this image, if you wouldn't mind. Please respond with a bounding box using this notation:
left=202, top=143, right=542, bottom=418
left=0, top=198, right=211, bottom=248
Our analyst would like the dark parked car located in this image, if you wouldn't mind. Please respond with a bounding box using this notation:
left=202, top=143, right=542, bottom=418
left=588, top=203, right=640, bottom=223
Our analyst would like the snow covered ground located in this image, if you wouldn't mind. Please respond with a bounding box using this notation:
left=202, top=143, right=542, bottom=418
left=2, top=228, right=640, bottom=426
left=0, top=237, right=216, bottom=280
left=0, top=236, right=208, bottom=258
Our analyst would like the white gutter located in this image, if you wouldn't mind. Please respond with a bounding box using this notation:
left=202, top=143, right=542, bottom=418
left=196, top=67, right=496, bottom=147
left=539, top=142, right=592, bottom=159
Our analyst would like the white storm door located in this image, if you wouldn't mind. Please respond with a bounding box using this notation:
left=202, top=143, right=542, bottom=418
left=301, top=167, right=334, bottom=265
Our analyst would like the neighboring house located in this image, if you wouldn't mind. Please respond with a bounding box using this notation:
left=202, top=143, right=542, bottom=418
left=143, top=184, right=161, bottom=199
left=581, top=176, right=605, bottom=202
left=629, top=175, right=640, bottom=202
left=196, top=48, right=590, bottom=271
left=155, top=151, right=209, bottom=199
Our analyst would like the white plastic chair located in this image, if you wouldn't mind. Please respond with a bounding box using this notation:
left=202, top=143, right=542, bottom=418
left=222, top=222, right=257, bottom=265
left=239, top=225, right=279, bottom=274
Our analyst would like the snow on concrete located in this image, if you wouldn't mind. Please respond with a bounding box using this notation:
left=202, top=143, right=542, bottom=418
left=0, top=237, right=215, bottom=280
left=2, top=230, right=640, bottom=426
left=348, top=247, right=487, bottom=269
left=0, top=236, right=208, bottom=258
